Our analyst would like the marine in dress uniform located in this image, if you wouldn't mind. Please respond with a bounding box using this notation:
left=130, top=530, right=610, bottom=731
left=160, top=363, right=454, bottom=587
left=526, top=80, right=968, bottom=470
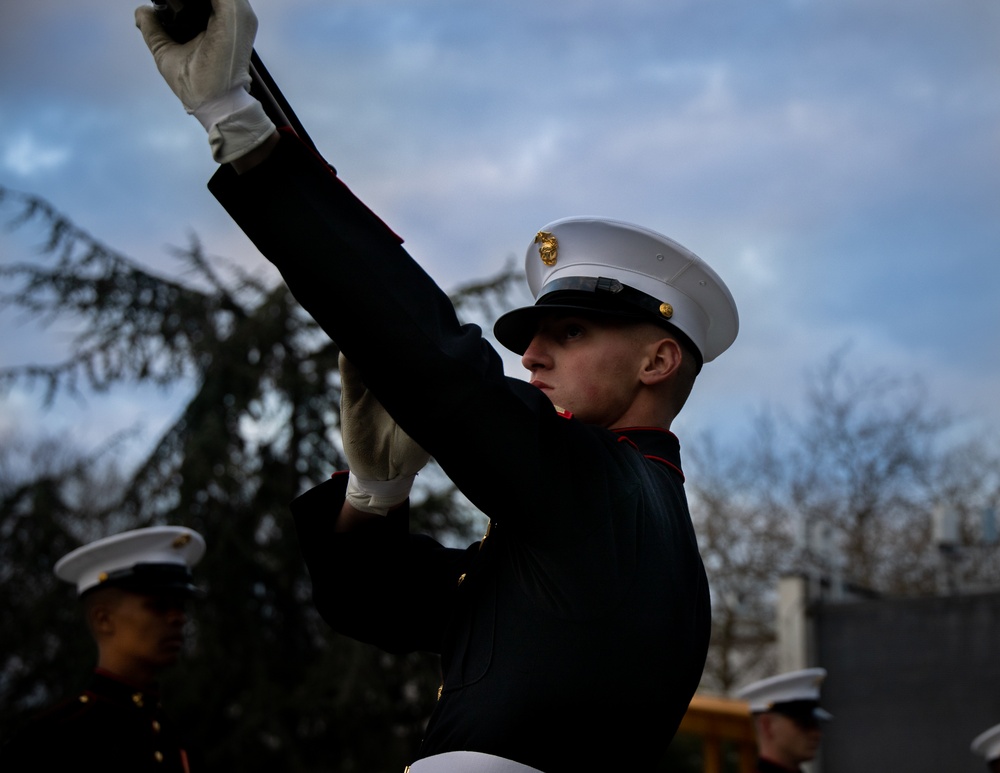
left=735, top=668, right=832, bottom=773
left=972, top=723, right=1000, bottom=773
left=134, top=2, right=740, bottom=771
left=1, top=526, right=205, bottom=773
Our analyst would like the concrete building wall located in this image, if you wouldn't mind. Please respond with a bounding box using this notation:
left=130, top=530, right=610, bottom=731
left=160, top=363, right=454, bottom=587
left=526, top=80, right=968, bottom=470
left=815, top=591, right=1000, bottom=773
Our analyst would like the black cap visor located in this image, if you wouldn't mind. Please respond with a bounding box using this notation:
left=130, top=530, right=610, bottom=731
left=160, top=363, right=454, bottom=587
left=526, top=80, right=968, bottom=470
left=494, top=277, right=702, bottom=370
left=767, top=700, right=833, bottom=726
left=81, top=562, right=204, bottom=599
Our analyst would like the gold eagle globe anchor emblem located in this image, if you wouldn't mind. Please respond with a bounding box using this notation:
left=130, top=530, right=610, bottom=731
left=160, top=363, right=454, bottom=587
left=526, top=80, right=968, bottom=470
left=534, top=231, right=558, bottom=266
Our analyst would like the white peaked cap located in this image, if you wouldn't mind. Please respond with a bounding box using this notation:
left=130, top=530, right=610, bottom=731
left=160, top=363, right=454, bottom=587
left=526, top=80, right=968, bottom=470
left=54, top=525, right=206, bottom=597
left=493, top=217, right=739, bottom=366
left=972, top=723, right=1000, bottom=762
left=735, top=667, right=832, bottom=719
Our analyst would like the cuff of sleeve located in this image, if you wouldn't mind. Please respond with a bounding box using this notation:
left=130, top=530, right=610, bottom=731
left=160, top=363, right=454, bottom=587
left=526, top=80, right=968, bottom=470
left=192, top=84, right=257, bottom=130
left=206, top=100, right=277, bottom=165
left=346, top=471, right=416, bottom=516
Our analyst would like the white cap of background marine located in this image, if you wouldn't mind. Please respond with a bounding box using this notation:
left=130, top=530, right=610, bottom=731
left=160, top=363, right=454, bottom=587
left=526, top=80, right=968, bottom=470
left=55, top=526, right=206, bottom=597
left=735, top=667, right=833, bottom=721
left=972, top=723, right=1000, bottom=765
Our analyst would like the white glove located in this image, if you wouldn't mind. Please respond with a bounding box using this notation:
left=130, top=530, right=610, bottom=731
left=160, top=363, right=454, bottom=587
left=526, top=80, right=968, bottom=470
left=339, top=354, right=431, bottom=515
left=135, top=0, right=275, bottom=164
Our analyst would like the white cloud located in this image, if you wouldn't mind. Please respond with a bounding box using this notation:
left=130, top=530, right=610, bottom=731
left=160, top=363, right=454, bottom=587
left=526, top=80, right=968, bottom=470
left=2, top=0, right=999, bottom=447
left=1, top=132, right=69, bottom=176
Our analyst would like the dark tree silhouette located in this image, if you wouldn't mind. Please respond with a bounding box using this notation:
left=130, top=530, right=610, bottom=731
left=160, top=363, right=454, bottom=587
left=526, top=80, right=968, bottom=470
left=0, top=184, right=524, bottom=772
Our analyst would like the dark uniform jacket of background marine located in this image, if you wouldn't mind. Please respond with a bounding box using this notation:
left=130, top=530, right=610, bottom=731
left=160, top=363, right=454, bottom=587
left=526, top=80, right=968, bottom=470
left=1, top=669, right=193, bottom=773
left=757, top=758, right=804, bottom=773
left=208, top=129, right=712, bottom=773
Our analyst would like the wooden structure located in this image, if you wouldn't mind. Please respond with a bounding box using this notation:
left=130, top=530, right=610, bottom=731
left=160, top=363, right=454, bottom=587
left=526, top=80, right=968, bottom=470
left=676, top=693, right=758, bottom=773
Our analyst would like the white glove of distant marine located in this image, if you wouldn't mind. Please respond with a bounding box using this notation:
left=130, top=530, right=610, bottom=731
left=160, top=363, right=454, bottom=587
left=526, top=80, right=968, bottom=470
left=135, top=0, right=275, bottom=164
left=339, top=354, right=431, bottom=516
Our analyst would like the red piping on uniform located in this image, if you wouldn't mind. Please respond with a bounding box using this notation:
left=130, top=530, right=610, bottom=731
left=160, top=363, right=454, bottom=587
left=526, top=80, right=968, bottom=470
left=642, top=455, right=685, bottom=482
left=613, top=425, right=678, bottom=436
left=614, top=432, right=685, bottom=482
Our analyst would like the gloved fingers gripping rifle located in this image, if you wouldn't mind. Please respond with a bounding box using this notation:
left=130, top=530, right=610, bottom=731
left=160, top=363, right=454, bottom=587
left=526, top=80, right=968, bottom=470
left=149, top=0, right=321, bottom=158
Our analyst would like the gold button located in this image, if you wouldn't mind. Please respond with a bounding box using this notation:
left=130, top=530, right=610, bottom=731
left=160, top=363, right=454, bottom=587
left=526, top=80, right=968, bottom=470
left=152, top=720, right=161, bottom=733
left=79, top=694, right=90, bottom=703
left=132, top=693, right=144, bottom=708
left=154, top=751, right=164, bottom=763
left=659, top=302, right=673, bottom=319
left=478, top=520, right=493, bottom=551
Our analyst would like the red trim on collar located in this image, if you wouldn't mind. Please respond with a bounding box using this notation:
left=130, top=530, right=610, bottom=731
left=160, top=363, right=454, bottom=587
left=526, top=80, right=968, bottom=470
left=612, top=425, right=676, bottom=436
left=613, top=428, right=685, bottom=482
left=643, top=454, right=685, bottom=481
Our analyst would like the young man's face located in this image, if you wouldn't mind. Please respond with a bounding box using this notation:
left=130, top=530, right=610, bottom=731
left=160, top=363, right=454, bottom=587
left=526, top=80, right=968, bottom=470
left=105, top=591, right=189, bottom=671
left=520, top=313, right=659, bottom=427
left=765, top=712, right=823, bottom=767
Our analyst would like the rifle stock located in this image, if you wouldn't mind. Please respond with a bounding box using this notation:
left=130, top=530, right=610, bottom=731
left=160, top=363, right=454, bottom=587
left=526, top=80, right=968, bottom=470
left=153, top=0, right=211, bottom=43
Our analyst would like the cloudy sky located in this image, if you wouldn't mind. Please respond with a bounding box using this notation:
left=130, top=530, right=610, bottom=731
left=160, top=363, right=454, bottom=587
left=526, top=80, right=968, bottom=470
left=1, top=0, right=999, bottom=458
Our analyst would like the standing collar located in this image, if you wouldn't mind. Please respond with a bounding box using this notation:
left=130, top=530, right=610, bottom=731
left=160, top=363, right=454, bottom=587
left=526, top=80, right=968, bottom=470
left=88, top=668, right=161, bottom=704
left=612, top=427, right=684, bottom=481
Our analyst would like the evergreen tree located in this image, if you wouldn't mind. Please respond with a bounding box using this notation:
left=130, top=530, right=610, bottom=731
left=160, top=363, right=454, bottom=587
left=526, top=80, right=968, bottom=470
left=0, top=185, right=524, bottom=772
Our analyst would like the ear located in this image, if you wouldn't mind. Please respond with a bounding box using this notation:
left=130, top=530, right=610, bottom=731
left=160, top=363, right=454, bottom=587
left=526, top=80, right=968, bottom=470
left=639, top=337, right=683, bottom=385
left=88, top=602, right=116, bottom=638
left=756, top=712, right=775, bottom=741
